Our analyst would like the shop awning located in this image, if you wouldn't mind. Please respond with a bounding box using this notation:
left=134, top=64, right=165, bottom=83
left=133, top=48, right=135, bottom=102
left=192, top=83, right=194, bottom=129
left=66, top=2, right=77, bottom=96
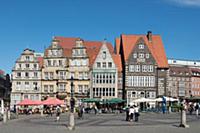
left=17, top=99, right=42, bottom=106
left=41, top=97, right=64, bottom=105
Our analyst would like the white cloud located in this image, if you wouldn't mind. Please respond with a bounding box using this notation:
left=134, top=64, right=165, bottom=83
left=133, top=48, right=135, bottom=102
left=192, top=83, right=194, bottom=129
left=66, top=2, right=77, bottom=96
left=168, top=0, right=200, bottom=7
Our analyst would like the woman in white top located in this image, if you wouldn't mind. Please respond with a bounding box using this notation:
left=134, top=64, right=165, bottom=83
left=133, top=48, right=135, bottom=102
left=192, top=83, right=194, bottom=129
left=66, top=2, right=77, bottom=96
left=129, top=106, right=135, bottom=121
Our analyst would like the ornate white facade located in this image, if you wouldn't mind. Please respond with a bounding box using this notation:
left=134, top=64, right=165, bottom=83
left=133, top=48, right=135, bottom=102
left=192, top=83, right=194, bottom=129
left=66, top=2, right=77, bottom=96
left=91, top=41, right=118, bottom=99
left=11, top=49, right=43, bottom=108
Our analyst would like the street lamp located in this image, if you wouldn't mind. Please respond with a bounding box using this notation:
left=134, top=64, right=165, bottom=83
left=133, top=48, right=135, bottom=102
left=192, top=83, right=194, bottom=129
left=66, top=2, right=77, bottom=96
left=68, top=76, right=75, bottom=130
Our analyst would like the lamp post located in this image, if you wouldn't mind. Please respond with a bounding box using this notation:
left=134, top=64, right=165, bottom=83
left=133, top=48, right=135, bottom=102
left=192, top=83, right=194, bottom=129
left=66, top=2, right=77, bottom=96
left=68, top=76, right=75, bottom=130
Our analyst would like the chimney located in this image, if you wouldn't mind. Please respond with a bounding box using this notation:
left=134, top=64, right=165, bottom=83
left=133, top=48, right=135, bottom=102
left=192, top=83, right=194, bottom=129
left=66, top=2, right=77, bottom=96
left=147, top=31, right=152, bottom=42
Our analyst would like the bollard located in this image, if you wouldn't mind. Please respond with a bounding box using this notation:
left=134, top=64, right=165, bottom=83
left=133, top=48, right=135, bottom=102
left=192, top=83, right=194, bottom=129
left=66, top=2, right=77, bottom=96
left=3, top=108, right=7, bottom=123
left=7, top=109, right=11, bottom=120
left=1, top=99, right=4, bottom=114
left=68, top=112, right=75, bottom=130
left=40, top=105, right=44, bottom=116
left=179, top=101, right=189, bottom=128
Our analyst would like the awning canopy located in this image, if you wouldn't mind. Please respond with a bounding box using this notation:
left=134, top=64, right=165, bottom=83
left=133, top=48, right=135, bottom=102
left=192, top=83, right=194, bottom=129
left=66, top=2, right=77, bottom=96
left=41, top=97, right=64, bottom=105
left=82, top=98, right=101, bottom=103
left=17, top=99, right=42, bottom=106
left=131, top=98, right=155, bottom=103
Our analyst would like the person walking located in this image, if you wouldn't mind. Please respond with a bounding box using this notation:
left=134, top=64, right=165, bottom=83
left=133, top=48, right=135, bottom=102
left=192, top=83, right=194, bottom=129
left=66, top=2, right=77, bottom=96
left=195, top=102, right=199, bottom=117
left=56, top=106, right=61, bottom=122
left=134, top=105, right=140, bottom=122
left=125, top=105, right=130, bottom=121
left=129, top=106, right=135, bottom=122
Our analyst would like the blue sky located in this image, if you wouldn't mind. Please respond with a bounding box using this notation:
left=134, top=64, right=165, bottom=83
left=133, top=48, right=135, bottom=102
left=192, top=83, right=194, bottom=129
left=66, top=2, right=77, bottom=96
left=0, top=0, right=200, bottom=74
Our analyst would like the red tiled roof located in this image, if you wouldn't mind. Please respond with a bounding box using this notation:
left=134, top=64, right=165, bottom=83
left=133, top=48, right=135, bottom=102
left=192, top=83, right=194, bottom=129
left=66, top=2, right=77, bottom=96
left=112, top=54, right=122, bottom=72
left=53, top=37, right=114, bottom=67
left=115, top=38, right=120, bottom=54
left=120, top=34, right=168, bottom=68
left=54, top=37, right=78, bottom=49
left=37, top=57, right=44, bottom=68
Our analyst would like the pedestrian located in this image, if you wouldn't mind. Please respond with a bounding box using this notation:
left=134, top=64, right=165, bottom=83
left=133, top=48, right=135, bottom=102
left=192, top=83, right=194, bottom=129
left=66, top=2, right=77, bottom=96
left=125, top=105, right=130, bottom=121
left=78, top=105, right=84, bottom=119
left=134, top=105, right=140, bottom=122
left=56, top=106, right=61, bottom=122
left=129, top=106, right=135, bottom=122
left=189, top=103, right=194, bottom=115
left=94, top=105, right=98, bottom=115
left=195, top=103, right=199, bottom=117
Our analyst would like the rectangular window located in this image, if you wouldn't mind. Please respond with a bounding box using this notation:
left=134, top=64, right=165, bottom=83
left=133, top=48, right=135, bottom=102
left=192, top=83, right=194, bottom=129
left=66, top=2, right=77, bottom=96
left=25, top=64, right=30, bottom=68
left=34, top=72, right=38, bottom=78
left=78, top=85, right=83, bottom=93
left=108, top=62, right=112, bottom=68
left=33, top=82, right=38, bottom=90
left=129, top=65, right=134, bottom=72
left=50, top=72, right=53, bottom=79
left=53, top=60, right=56, bottom=66
left=103, top=62, right=106, bottom=68
left=133, top=53, right=137, bottom=58
left=84, top=72, right=88, bottom=79
left=50, top=85, right=54, bottom=92
left=47, top=60, right=51, bottom=66
left=142, top=65, right=147, bottom=72
left=18, top=64, right=22, bottom=69
left=146, top=53, right=149, bottom=58
left=103, top=51, right=106, bottom=59
left=84, top=85, right=88, bottom=93
left=34, top=64, right=37, bottom=69
left=112, top=88, right=115, bottom=96
left=16, top=82, right=21, bottom=89
left=97, top=62, right=101, bottom=68
left=79, top=72, right=83, bottom=79
left=25, top=82, right=29, bottom=89
left=44, top=85, right=48, bottom=92
left=59, top=84, right=66, bottom=92
left=25, top=56, right=30, bottom=61
left=135, top=65, right=140, bottom=72
left=139, top=53, right=144, bottom=58
left=139, top=44, right=144, bottom=49
left=44, top=72, right=48, bottom=80
left=59, top=60, right=63, bottom=66
left=25, top=72, right=29, bottom=77
left=17, top=72, right=21, bottom=77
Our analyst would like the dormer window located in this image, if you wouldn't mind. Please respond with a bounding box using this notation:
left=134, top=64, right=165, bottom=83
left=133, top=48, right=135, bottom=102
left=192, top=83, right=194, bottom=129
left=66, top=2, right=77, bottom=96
left=139, top=53, right=144, bottom=58
left=133, top=53, right=137, bottom=58
left=103, top=51, right=106, bottom=59
left=139, top=44, right=144, bottom=49
left=146, top=53, right=149, bottom=58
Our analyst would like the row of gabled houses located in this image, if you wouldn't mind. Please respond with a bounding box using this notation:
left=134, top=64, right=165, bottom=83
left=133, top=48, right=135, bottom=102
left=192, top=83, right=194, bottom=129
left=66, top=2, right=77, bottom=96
left=10, top=31, right=200, bottom=108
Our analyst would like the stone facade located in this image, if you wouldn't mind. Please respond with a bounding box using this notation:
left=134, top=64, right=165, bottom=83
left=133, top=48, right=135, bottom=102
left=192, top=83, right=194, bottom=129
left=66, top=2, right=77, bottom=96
left=11, top=49, right=43, bottom=108
left=91, top=41, right=118, bottom=100
left=168, top=66, right=191, bottom=98
left=42, top=39, right=67, bottom=100
left=67, top=39, right=90, bottom=105
left=116, top=32, right=169, bottom=103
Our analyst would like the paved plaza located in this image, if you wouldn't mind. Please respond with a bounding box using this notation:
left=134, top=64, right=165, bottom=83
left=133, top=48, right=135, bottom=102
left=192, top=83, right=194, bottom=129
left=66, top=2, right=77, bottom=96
left=0, top=112, right=200, bottom=133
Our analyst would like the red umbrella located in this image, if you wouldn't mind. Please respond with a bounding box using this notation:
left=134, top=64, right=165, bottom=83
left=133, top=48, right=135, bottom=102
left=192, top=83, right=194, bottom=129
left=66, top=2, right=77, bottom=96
left=17, top=99, right=41, bottom=106
left=41, top=97, right=64, bottom=105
